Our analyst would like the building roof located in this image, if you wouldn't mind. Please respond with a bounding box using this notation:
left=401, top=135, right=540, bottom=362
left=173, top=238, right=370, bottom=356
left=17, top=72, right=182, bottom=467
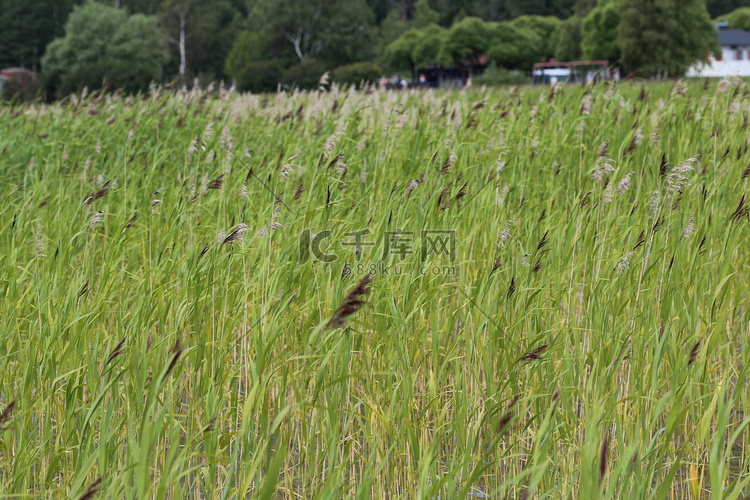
left=0, top=68, right=31, bottom=77
left=718, top=28, right=750, bottom=47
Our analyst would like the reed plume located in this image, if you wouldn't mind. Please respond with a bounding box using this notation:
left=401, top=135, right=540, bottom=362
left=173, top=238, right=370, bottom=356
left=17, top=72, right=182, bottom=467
left=326, top=274, right=372, bottom=329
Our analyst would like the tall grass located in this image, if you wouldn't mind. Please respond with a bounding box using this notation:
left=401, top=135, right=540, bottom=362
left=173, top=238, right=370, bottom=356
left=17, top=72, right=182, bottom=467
left=0, top=78, right=749, bottom=498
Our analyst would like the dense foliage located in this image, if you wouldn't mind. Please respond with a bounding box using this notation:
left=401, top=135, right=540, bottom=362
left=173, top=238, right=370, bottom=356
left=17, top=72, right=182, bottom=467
left=0, top=0, right=746, bottom=97
left=42, top=2, right=167, bottom=97
left=619, top=0, right=719, bottom=77
left=330, top=61, right=383, bottom=87
left=2, top=78, right=750, bottom=498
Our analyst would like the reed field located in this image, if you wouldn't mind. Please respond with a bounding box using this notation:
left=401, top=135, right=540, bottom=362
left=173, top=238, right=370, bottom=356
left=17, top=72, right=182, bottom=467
left=2, top=78, right=750, bottom=499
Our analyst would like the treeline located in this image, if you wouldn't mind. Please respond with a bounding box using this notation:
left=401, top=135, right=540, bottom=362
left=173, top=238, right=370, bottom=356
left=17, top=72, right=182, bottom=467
left=385, top=0, right=724, bottom=82
left=1, top=0, right=749, bottom=97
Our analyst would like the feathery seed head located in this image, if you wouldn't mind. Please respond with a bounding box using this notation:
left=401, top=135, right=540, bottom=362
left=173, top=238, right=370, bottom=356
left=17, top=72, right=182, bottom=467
left=90, top=211, right=103, bottom=229
left=617, top=251, right=635, bottom=274
left=35, top=224, right=46, bottom=258
left=592, top=159, right=615, bottom=181
left=682, top=215, right=696, bottom=239
left=617, top=173, right=633, bottom=194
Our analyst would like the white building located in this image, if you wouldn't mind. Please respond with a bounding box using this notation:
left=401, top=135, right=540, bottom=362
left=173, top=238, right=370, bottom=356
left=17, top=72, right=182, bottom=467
left=687, top=23, right=750, bottom=77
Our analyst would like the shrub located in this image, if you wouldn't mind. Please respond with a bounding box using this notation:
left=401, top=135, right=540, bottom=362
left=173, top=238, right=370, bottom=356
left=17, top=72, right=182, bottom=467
left=281, top=60, right=327, bottom=90
left=474, top=64, right=530, bottom=86
left=233, top=61, right=282, bottom=93
left=331, top=62, right=382, bottom=88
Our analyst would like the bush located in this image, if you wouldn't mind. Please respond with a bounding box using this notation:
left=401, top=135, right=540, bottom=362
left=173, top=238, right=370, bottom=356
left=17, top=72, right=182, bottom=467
left=281, top=60, right=328, bottom=90
left=233, top=61, right=282, bottom=93
left=474, top=64, right=530, bottom=86
left=41, top=2, right=167, bottom=97
left=331, top=62, right=382, bottom=88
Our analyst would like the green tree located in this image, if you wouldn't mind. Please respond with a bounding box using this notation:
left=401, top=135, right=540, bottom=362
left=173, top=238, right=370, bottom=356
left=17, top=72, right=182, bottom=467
left=581, top=1, right=620, bottom=62
left=506, top=0, right=575, bottom=18
left=318, top=0, right=376, bottom=67
left=365, top=0, right=393, bottom=23
left=225, top=29, right=290, bottom=91
left=411, top=24, right=450, bottom=67
left=473, top=0, right=511, bottom=21
left=706, top=0, right=750, bottom=18
left=159, top=0, right=242, bottom=81
left=107, top=14, right=170, bottom=89
left=376, top=8, right=410, bottom=62
left=431, top=0, right=476, bottom=26
left=225, top=30, right=271, bottom=76
left=254, top=0, right=374, bottom=68
left=619, top=0, right=718, bottom=77
left=487, top=22, right=542, bottom=69
left=727, top=7, right=750, bottom=30
left=251, top=0, right=324, bottom=64
left=554, top=15, right=583, bottom=61
left=120, top=0, right=166, bottom=15
left=42, top=1, right=167, bottom=96
left=510, top=15, right=562, bottom=59
left=383, top=28, right=422, bottom=74
left=412, top=0, right=440, bottom=28
left=574, top=0, right=598, bottom=16
left=442, top=16, right=491, bottom=66
left=0, top=0, right=75, bottom=71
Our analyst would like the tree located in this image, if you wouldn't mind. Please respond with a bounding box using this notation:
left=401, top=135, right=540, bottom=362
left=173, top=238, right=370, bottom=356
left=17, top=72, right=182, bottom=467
left=727, top=7, right=750, bottom=30
left=487, top=22, right=542, bottom=70
left=442, top=16, right=491, bottom=67
left=574, top=0, right=598, bottom=17
left=252, top=0, right=324, bottom=64
left=120, top=0, right=166, bottom=15
left=159, top=0, right=194, bottom=79
left=42, top=1, right=167, bottom=96
left=581, top=1, right=620, bottom=62
left=383, top=28, right=422, bottom=74
left=107, top=14, right=170, bottom=89
left=365, top=0, right=393, bottom=23
left=411, top=24, right=450, bottom=68
left=431, top=0, right=476, bottom=26
left=225, top=29, right=290, bottom=91
left=159, top=0, right=242, bottom=81
left=706, top=0, right=750, bottom=18
left=0, top=0, right=74, bottom=71
left=553, top=16, right=583, bottom=61
left=619, top=0, right=718, bottom=77
left=412, top=0, right=440, bottom=28
left=254, top=0, right=374, bottom=68
left=473, top=0, right=511, bottom=21
left=318, top=0, right=376, bottom=67
left=226, top=30, right=275, bottom=75
left=510, top=15, right=562, bottom=60
left=505, top=0, right=575, bottom=18
left=376, top=8, right=410, bottom=62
